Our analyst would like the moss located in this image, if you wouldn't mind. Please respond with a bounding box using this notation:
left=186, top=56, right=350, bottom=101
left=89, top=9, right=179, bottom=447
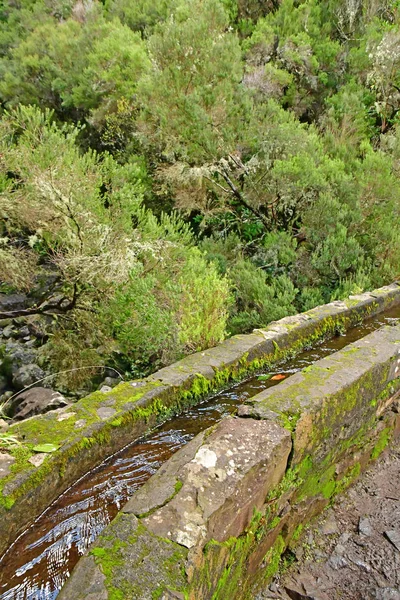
left=291, top=524, right=304, bottom=542
left=335, top=462, right=361, bottom=495
left=371, top=427, right=391, bottom=460
left=263, top=534, right=286, bottom=581
left=174, top=480, right=183, bottom=493
left=277, top=410, right=301, bottom=433
left=90, top=540, right=127, bottom=600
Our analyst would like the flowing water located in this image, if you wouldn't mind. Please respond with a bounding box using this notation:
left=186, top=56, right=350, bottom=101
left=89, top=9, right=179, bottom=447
left=1, top=306, right=400, bottom=600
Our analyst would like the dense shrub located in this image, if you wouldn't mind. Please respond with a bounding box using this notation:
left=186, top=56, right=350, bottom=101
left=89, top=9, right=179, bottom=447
left=0, top=0, right=400, bottom=392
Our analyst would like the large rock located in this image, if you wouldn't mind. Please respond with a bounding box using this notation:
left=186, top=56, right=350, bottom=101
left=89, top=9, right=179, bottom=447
left=124, top=417, right=292, bottom=549
left=12, top=364, right=45, bottom=390
left=10, top=387, right=68, bottom=420
left=0, top=294, right=28, bottom=313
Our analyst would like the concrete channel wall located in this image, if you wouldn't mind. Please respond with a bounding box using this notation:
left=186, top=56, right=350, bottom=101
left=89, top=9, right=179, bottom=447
left=59, top=323, right=400, bottom=600
left=0, top=283, right=399, bottom=556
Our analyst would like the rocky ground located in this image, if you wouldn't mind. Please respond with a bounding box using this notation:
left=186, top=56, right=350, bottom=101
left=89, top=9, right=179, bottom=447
left=258, top=440, right=400, bottom=600
left=0, top=292, right=119, bottom=424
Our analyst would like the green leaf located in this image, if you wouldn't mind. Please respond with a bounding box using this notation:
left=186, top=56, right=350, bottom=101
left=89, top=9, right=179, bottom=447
left=257, top=374, right=272, bottom=381
left=32, top=443, right=59, bottom=453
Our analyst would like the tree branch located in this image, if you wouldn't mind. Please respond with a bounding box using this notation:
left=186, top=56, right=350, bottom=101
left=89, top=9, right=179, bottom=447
left=0, top=284, right=81, bottom=319
left=218, top=169, right=270, bottom=228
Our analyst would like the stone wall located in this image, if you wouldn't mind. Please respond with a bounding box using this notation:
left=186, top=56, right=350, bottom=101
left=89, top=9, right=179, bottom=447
left=59, top=323, right=400, bottom=600
left=0, top=282, right=399, bottom=555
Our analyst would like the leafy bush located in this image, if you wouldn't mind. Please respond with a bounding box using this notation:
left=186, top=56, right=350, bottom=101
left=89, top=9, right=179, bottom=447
left=228, top=259, right=297, bottom=334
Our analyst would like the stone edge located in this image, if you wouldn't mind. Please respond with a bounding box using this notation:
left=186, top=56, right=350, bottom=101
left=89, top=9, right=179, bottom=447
left=0, top=282, right=399, bottom=555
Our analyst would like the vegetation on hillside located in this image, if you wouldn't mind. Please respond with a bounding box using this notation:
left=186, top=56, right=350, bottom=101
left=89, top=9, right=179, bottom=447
left=0, top=0, right=399, bottom=389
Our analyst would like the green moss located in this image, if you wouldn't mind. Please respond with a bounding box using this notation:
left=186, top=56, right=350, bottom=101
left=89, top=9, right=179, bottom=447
left=371, top=427, right=391, bottom=460
left=90, top=540, right=127, bottom=600
left=174, top=480, right=183, bottom=493
left=291, top=524, right=304, bottom=542
left=277, top=410, right=301, bottom=432
left=263, top=534, right=285, bottom=581
left=335, top=462, right=361, bottom=495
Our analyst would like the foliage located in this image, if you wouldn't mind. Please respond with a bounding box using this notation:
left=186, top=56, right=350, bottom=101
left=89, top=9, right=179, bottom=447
left=0, top=0, right=400, bottom=392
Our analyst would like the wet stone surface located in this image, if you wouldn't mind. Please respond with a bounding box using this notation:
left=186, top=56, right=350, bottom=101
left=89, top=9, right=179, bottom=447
left=257, top=440, right=400, bottom=600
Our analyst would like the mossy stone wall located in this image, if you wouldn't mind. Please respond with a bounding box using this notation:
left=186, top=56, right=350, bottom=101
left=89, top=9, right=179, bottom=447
left=1, top=282, right=399, bottom=556
left=59, top=321, right=400, bottom=600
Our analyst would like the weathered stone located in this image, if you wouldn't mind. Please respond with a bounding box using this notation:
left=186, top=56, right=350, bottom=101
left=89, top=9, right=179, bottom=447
left=2, top=324, right=15, bottom=339
left=98, top=377, right=120, bottom=390
left=0, top=293, right=28, bottom=312
left=284, top=573, right=330, bottom=600
left=359, top=516, right=373, bottom=536
left=327, top=555, right=348, bottom=570
left=1, top=282, right=400, bottom=566
left=28, top=454, right=47, bottom=467
left=239, top=324, right=400, bottom=466
left=58, top=513, right=188, bottom=600
left=0, top=453, right=15, bottom=479
left=384, top=530, right=400, bottom=552
left=56, top=555, right=108, bottom=600
left=10, top=387, right=68, bottom=420
left=123, top=432, right=207, bottom=517
left=57, top=411, right=76, bottom=422
left=0, top=418, right=9, bottom=432
left=321, top=516, right=339, bottom=535
left=375, top=588, right=400, bottom=600
left=96, top=406, right=116, bottom=420
left=16, top=326, right=30, bottom=338
left=12, top=364, right=45, bottom=391
left=140, top=418, right=291, bottom=549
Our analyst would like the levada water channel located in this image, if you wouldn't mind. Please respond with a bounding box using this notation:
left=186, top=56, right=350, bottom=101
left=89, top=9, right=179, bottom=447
left=1, top=305, right=400, bottom=600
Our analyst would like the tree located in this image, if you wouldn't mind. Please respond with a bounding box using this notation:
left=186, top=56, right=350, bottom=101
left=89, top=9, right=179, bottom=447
left=136, top=0, right=244, bottom=164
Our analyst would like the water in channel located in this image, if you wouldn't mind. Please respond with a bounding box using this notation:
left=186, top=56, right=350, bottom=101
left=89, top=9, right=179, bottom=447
left=1, top=306, right=400, bottom=600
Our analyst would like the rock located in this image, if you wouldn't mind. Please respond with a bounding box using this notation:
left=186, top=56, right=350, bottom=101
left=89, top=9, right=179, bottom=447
left=0, top=293, right=28, bottom=312
left=96, top=406, right=116, bottom=420
left=99, top=385, right=112, bottom=393
left=58, top=513, right=188, bottom=600
left=57, top=411, right=76, bottom=422
left=2, top=324, right=15, bottom=339
left=10, top=387, right=68, bottom=420
left=375, top=588, right=400, bottom=600
left=0, top=419, right=9, bottom=432
left=0, top=375, right=8, bottom=395
left=334, top=543, right=347, bottom=556
left=359, top=516, right=373, bottom=536
left=6, top=341, right=37, bottom=369
left=124, top=417, right=292, bottom=550
left=321, top=516, right=339, bottom=535
left=28, top=454, right=47, bottom=467
left=0, top=453, right=16, bottom=479
left=284, top=573, right=330, bottom=600
left=0, top=392, right=13, bottom=408
left=327, top=555, right=348, bottom=570
left=16, top=326, right=30, bottom=338
left=98, top=377, right=120, bottom=390
left=383, top=530, right=400, bottom=552
left=12, top=364, right=45, bottom=390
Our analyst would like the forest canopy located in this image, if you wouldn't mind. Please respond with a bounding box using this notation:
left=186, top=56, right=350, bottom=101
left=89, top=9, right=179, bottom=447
left=0, top=0, right=399, bottom=390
